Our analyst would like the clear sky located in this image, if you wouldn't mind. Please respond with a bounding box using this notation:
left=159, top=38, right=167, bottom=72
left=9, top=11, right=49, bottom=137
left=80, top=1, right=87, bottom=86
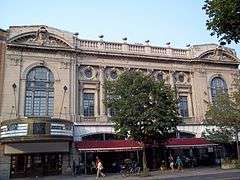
left=1, top=0, right=240, bottom=56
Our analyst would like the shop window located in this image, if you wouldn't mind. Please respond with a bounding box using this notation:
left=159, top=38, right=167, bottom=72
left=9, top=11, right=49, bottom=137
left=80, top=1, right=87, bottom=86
left=25, top=66, right=54, bottom=117
left=83, top=93, right=94, bottom=117
left=179, top=96, right=189, bottom=117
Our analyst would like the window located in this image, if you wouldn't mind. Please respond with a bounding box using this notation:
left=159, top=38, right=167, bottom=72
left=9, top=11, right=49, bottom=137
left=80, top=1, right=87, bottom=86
left=179, top=96, right=189, bottom=117
left=211, top=77, right=227, bottom=100
left=25, top=67, right=54, bottom=117
left=33, top=123, right=46, bottom=134
left=83, top=93, right=94, bottom=117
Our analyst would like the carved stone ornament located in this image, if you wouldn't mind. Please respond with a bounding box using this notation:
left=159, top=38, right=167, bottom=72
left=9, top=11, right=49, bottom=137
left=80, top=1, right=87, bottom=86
left=10, top=57, right=22, bottom=66
left=11, top=26, right=70, bottom=48
left=106, top=67, right=121, bottom=80
left=154, top=71, right=165, bottom=81
left=60, top=61, right=71, bottom=69
left=200, top=48, right=235, bottom=62
left=80, top=66, right=97, bottom=80
left=174, top=72, right=189, bottom=84
left=34, top=26, right=49, bottom=45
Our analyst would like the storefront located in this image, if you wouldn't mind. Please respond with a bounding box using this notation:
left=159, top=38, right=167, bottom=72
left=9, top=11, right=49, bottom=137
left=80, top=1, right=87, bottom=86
left=163, top=138, right=220, bottom=167
left=74, top=140, right=143, bottom=174
left=10, top=153, right=63, bottom=178
left=0, top=118, right=73, bottom=179
left=4, top=142, right=70, bottom=178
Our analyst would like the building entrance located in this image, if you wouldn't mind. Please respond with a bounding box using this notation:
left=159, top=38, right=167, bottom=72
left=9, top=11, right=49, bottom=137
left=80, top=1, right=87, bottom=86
left=10, top=153, right=63, bottom=178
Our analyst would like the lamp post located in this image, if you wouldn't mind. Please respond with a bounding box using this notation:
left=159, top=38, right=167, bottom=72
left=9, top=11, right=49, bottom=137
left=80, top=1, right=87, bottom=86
left=12, top=83, right=17, bottom=117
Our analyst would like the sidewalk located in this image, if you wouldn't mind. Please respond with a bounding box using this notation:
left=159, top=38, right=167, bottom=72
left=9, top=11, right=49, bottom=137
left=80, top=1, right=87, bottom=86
left=15, top=167, right=240, bottom=180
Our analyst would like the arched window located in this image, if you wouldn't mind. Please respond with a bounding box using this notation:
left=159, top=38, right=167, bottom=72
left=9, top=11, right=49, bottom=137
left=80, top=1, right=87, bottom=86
left=25, top=67, right=54, bottom=116
left=211, top=77, right=228, bottom=100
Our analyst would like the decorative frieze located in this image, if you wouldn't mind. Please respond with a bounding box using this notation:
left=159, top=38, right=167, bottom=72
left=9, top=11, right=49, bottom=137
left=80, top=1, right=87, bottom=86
left=60, top=61, right=71, bottom=69
left=10, top=57, right=22, bottom=66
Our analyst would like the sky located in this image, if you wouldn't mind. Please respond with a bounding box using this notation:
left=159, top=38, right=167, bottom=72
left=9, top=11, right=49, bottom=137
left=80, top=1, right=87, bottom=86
left=1, top=0, right=240, bottom=57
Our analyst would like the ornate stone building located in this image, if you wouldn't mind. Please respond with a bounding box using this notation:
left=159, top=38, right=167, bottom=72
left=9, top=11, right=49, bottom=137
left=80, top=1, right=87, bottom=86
left=0, top=28, right=8, bottom=180
left=0, top=25, right=239, bottom=179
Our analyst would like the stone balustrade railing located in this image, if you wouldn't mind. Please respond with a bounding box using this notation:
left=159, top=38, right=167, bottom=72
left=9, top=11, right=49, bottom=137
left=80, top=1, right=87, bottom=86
left=78, top=39, right=190, bottom=58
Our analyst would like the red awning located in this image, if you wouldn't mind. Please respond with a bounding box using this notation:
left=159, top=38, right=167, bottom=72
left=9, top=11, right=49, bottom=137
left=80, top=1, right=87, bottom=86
left=75, top=140, right=143, bottom=152
left=164, top=138, right=218, bottom=148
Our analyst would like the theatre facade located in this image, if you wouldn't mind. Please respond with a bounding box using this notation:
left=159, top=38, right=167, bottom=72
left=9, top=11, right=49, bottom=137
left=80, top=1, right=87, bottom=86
left=0, top=25, right=239, bottom=179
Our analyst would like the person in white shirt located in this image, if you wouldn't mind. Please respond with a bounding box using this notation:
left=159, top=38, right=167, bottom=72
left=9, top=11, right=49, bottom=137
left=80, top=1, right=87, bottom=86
left=96, top=157, right=105, bottom=179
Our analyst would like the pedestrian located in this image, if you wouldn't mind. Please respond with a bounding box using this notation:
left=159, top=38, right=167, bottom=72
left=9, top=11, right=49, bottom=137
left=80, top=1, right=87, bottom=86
left=72, top=160, right=76, bottom=176
left=168, top=155, right=174, bottom=171
left=91, top=160, right=96, bottom=174
left=96, top=156, right=105, bottom=179
left=160, top=160, right=166, bottom=173
left=176, top=156, right=183, bottom=171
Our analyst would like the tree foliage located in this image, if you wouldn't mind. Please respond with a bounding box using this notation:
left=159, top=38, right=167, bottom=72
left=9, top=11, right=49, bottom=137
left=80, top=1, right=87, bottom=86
left=205, top=77, right=240, bottom=159
left=203, top=127, right=235, bottom=144
left=203, top=0, right=240, bottom=44
left=104, top=71, right=181, bottom=143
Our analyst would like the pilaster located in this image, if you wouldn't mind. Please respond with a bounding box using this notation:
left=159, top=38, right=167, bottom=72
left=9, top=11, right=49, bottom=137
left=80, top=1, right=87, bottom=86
left=99, top=66, right=107, bottom=121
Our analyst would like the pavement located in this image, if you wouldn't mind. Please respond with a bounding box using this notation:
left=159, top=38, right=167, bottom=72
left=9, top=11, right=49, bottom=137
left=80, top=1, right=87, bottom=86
left=14, top=167, right=240, bottom=180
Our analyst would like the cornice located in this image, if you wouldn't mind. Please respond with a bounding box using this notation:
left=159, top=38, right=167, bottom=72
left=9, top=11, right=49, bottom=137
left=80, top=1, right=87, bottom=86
left=7, top=43, right=239, bottom=67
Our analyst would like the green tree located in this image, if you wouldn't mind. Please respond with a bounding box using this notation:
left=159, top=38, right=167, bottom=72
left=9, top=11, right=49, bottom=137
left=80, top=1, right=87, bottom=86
left=205, top=81, right=240, bottom=159
left=203, top=127, right=235, bottom=144
left=203, top=0, right=240, bottom=44
left=104, top=71, right=181, bottom=175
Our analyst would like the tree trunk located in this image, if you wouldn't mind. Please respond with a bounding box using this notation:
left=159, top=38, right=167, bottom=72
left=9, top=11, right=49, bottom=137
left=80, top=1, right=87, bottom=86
left=236, top=128, right=240, bottom=160
left=142, top=144, right=149, bottom=176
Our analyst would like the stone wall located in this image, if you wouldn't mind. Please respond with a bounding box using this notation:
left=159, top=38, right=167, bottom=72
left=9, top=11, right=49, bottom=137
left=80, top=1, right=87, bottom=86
left=0, top=144, right=10, bottom=180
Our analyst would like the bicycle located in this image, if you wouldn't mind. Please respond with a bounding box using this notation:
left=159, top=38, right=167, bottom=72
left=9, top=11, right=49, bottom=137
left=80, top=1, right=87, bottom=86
left=120, top=162, right=141, bottom=177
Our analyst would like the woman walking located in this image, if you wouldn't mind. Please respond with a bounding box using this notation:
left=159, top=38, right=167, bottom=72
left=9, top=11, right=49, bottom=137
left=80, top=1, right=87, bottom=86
left=168, top=155, right=174, bottom=172
left=96, top=156, right=105, bottom=179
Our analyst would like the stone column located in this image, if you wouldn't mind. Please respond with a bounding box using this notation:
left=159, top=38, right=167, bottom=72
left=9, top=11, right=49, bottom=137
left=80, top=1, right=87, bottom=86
left=99, top=66, right=107, bottom=121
